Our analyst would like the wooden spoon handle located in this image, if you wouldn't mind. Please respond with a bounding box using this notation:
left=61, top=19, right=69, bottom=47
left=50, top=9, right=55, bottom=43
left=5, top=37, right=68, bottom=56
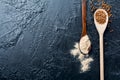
left=100, top=34, right=104, bottom=80
left=82, top=0, right=87, bottom=36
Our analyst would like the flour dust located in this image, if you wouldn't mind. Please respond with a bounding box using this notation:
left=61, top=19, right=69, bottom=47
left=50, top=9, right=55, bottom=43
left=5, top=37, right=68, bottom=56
left=70, top=43, right=93, bottom=73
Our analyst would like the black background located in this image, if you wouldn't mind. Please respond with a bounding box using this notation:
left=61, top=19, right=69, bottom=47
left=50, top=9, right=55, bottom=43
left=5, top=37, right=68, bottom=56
left=0, top=0, right=120, bottom=80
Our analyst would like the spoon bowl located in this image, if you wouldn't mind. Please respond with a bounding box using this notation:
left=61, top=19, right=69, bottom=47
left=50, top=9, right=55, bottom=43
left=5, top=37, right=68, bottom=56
left=94, top=9, right=109, bottom=34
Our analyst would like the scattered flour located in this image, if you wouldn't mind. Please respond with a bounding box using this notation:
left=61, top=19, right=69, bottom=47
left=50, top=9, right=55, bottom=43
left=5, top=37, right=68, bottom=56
left=70, top=42, right=93, bottom=73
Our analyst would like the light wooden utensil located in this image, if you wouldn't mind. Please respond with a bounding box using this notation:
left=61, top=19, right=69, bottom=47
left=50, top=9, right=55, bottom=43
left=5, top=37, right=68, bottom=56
left=94, top=9, right=109, bottom=80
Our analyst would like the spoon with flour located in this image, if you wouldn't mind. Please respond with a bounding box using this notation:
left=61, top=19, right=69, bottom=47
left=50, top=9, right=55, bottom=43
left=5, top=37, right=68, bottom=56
left=79, top=0, right=91, bottom=55
left=94, top=9, right=109, bottom=80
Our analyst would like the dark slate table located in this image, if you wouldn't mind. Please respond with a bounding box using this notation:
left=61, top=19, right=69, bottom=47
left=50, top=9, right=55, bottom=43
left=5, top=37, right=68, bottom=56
left=0, top=0, right=120, bottom=80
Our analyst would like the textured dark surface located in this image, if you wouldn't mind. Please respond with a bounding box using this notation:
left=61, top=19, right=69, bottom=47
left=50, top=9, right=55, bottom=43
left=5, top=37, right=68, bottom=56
left=0, top=0, right=120, bottom=80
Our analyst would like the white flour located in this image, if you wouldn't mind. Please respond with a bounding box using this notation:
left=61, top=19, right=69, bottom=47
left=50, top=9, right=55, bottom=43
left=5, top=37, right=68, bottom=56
left=79, top=35, right=91, bottom=54
left=70, top=43, right=93, bottom=73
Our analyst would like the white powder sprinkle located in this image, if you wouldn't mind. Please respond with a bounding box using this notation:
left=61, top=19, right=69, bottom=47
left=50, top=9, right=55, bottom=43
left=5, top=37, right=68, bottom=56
left=70, top=42, right=93, bottom=73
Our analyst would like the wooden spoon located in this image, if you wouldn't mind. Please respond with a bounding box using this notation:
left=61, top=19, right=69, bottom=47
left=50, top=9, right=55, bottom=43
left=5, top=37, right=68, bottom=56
left=94, top=9, right=109, bottom=80
left=79, top=0, right=91, bottom=55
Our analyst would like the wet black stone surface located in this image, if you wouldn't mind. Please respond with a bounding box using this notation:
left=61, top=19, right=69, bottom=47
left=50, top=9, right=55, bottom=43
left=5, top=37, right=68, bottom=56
left=0, top=0, right=120, bottom=80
